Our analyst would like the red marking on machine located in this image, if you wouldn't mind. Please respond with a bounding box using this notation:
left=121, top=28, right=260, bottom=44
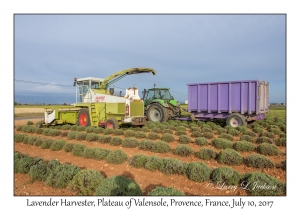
left=95, top=95, right=105, bottom=102
left=125, top=104, right=129, bottom=116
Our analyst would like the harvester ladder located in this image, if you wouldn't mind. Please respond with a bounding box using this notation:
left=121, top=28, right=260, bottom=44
left=90, top=104, right=98, bottom=126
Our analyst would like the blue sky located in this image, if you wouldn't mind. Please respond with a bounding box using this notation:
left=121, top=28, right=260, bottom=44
left=14, top=14, right=286, bottom=104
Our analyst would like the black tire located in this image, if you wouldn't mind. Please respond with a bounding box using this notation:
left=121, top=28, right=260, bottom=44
left=146, top=103, right=169, bottom=122
left=105, top=118, right=119, bottom=129
left=226, top=113, right=247, bottom=128
left=77, top=108, right=91, bottom=127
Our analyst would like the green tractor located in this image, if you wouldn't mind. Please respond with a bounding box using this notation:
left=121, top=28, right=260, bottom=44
left=39, top=67, right=156, bottom=128
left=143, top=86, right=181, bottom=122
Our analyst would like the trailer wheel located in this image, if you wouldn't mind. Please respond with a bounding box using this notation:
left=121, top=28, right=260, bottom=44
left=147, top=103, right=168, bottom=122
left=105, top=118, right=119, bottom=129
left=226, top=113, right=247, bottom=128
left=77, top=109, right=90, bottom=127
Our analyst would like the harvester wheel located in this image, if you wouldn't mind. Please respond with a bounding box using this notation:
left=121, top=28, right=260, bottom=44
left=226, top=113, right=247, bottom=128
left=146, top=103, right=169, bottom=122
left=77, top=109, right=91, bottom=127
left=105, top=118, right=119, bottom=129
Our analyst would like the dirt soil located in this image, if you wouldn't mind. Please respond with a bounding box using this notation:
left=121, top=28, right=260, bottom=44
left=14, top=119, right=286, bottom=196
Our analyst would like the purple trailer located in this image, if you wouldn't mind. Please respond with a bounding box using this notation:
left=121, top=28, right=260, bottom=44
left=186, top=80, right=269, bottom=127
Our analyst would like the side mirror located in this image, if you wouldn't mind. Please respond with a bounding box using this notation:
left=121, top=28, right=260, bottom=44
left=109, top=88, right=114, bottom=95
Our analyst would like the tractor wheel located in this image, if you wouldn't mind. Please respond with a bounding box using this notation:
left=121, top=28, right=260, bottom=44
left=226, top=113, right=247, bottom=128
left=146, top=103, right=169, bottom=122
left=77, top=109, right=91, bottom=127
left=105, top=118, right=119, bottom=129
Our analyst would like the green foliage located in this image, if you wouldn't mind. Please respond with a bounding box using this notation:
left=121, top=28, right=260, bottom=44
left=28, top=159, right=60, bottom=182
left=60, top=131, right=68, bottom=137
left=162, top=129, right=173, bottom=134
left=92, top=148, right=110, bottom=160
left=219, top=133, right=234, bottom=141
left=110, top=136, right=123, bottom=146
left=22, top=125, right=38, bottom=133
left=76, top=126, right=86, bottom=132
left=71, top=144, right=87, bottom=157
left=83, top=147, right=96, bottom=159
left=252, top=126, right=264, bottom=134
left=67, top=131, right=78, bottom=140
left=144, top=156, right=164, bottom=172
left=147, top=132, right=160, bottom=140
left=86, top=133, right=99, bottom=142
left=50, top=140, right=66, bottom=151
left=203, top=132, right=214, bottom=139
left=114, top=129, right=124, bottom=135
left=46, top=164, right=80, bottom=188
left=240, top=172, right=285, bottom=196
left=141, top=126, right=150, bottom=132
left=151, top=127, right=162, bottom=134
left=195, top=137, right=209, bottom=146
left=148, top=186, right=185, bottom=196
left=197, top=148, right=217, bottom=160
left=173, top=145, right=194, bottom=157
left=98, top=135, right=112, bottom=144
left=49, top=129, right=62, bottom=137
left=128, top=154, right=149, bottom=168
left=244, top=130, right=257, bottom=137
left=216, top=127, right=228, bottom=134
left=33, top=137, right=44, bottom=146
left=95, top=176, right=142, bottom=196
left=138, top=139, right=155, bottom=151
left=217, top=149, right=244, bottom=165
left=191, top=131, right=203, bottom=137
left=244, top=154, right=275, bottom=169
left=175, top=130, right=187, bottom=136
left=40, top=139, right=54, bottom=149
left=75, top=132, right=87, bottom=140
left=35, top=128, right=44, bottom=134
left=202, top=127, right=212, bottom=133
left=178, top=135, right=192, bottom=144
left=27, top=136, right=38, bottom=145
left=257, top=143, right=281, bottom=156
left=122, top=137, right=139, bottom=148
left=256, top=137, right=273, bottom=144
left=211, top=167, right=241, bottom=185
left=233, top=141, right=256, bottom=152
left=93, top=127, right=104, bottom=134
left=135, top=131, right=147, bottom=138
left=26, top=121, right=34, bottom=125
left=103, top=128, right=115, bottom=135
left=124, top=130, right=136, bottom=137
left=227, top=129, right=241, bottom=136
left=240, top=135, right=255, bottom=143
left=14, top=133, right=26, bottom=143
left=15, top=156, right=42, bottom=174
left=260, top=131, right=275, bottom=139
left=71, top=125, right=78, bottom=131
left=161, top=158, right=188, bottom=175
left=106, top=150, right=128, bottom=164
left=212, top=138, right=233, bottom=149
left=151, top=141, right=171, bottom=153
left=176, top=126, right=186, bottom=131
left=236, top=126, right=248, bottom=133
left=161, top=133, right=175, bottom=142
left=186, top=162, right=211, bottom=182
left=63, top=143, right=75, bottom=152
left=275, top=138, right=286, bottom=147
left=61, top=124, right=72, bottom=130
left=69, top=169, right=105, bottom=195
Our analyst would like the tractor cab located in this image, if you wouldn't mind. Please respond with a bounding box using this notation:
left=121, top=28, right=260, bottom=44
left=143, top=88, right=173, bottom=105
left=74, top=77, right=104, bottom=103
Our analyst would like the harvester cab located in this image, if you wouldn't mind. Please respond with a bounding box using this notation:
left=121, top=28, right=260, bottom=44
left=41, top=67, right=156, bottom=129
left=143, top=87, right=181, bottom=122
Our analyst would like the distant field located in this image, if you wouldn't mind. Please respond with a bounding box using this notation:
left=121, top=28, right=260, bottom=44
left=14, top=105, right=74, bottom=117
